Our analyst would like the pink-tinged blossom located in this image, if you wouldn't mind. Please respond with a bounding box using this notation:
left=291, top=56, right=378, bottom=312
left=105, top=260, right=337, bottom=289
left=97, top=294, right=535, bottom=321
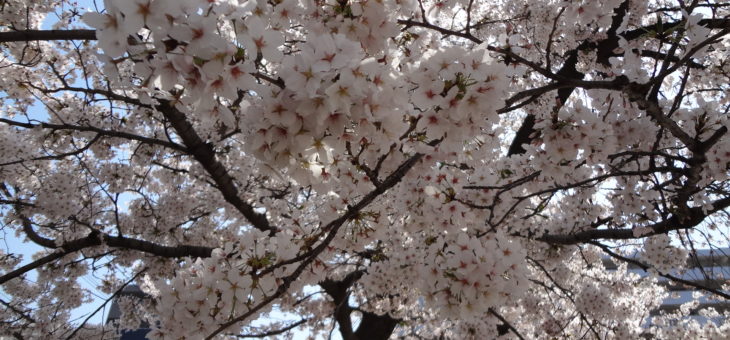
left=281, top=54, right=324, bottom=99
left=169, top=14, right=228, bottom=59
left=412, top=79, right=445, bottom=110
left=237, top=16, right=284, bottom=62
left=6, top=1, right=730, bottom=339
left=82, top=7, right=132, bottom=57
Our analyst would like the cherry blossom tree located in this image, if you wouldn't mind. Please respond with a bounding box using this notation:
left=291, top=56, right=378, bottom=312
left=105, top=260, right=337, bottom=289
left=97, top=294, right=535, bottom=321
left=1, top=0, right=729, bottom=338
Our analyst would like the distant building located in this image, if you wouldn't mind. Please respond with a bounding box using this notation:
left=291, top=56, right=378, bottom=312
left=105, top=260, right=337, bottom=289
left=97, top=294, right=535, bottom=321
left=106, top=285, right=151, bottom=340
left=604, top=248, right=730, bottom=324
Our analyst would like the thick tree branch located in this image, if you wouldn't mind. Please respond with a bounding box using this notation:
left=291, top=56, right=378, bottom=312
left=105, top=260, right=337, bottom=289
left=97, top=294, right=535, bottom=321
left=623, top=82, right=699, bottom=151
left=157, top=101, right=276, bottom=233
left=538, top=196, right=730, bottom=244
left=320, top=270, right=400, bottom=340
left=398, top=7, right=728, bottom=159
left=353, top=311, right=400, bottom=340
left=103, top=233, right=213, bottom=258
left=0, top=118, right=187, bottom=152
left=0, top=29, right=96, bottom=43
left=507, top=0, right=630, bottom=155
left=205, top=153, right=422, bottom=339
left=1, top=230, right=213, bottom=285
left=18, top=214, right=56, bottom=248
left=320, top=271, right=363, bottom=339
left=488, top=308, right=526, bottom=340
left=13, top=84, right=278, bottom=233
left=0, top=249, right=69, bottom=285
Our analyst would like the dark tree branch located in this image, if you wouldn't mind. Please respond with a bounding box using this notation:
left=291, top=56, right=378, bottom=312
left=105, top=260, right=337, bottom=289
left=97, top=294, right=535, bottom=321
left=0, top=297, right=36, bottom=325
left=0, top=118, right=187, bottom=152
left=18, top=214, right=56, bottom=248
left=506, top=45, right=584, bottom=156
left=206, top=153, right=422, bottom=339
left=622, top=82, right=699, bottom=151
left=0, top=15, right=719, bottom=47
left=506, top=110, right=537, bottom=156
left=397, top=19, right=482, bottom=43
left=489, top=308, right=526, bottom=340
left=0, top=29, right=96, bottom=43
left=157, top=101, right=276, bottom=234
left=103, top=233, right=214, bottom=258
left=505, top=0, right=630, bottom=155
left=15, top=84, right=278, bottom=234
left=0, top=133, right=102, bottom=166
left=398, top=5, right=728, bottom=159
left=0, top=199, right=34, bottom=207
left=0, top=249, right=68, bottom=285
left=235, top=319, right=308, bottom=338
left=538, top=196, right=730, bottom=244
left=320, top=271, right=363, bottom=339
left=592, top=242, right=730, bottom=300
left=1, top=230, right=213, bottom=285
left=353, top=311, right=400, bottom=340
left=320, top=270, right=400, bottom=340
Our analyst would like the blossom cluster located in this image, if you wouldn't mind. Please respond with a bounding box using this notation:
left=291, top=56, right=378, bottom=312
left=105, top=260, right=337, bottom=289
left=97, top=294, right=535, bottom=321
left=642, top=234, right=689, bottom=274
left=411, top=47, right=507, bottom=148
left=1, top=0, right=730, bottom=339
left=417, top=232, right=528, bottom=317
left=148, top=230, right=301, bottom=338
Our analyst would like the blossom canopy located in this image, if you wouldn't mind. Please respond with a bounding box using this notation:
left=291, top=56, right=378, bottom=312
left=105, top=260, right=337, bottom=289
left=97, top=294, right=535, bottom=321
left=0, top=0, right=730, bottom=339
